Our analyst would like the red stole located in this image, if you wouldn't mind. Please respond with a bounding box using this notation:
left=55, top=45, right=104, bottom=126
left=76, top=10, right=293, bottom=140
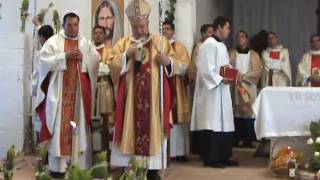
left=60, top=39, right=79, bottom=156
left=133, top=41, right=152, bottom=155
left=268, top=51, right=280, bottom=86
left=114, top=40, right=173, bottom=156
left=269, top=51, right=280, bottom=60
left=311, top=55, right=320, bottom=87
left=171, top=43, right=178, bottom=123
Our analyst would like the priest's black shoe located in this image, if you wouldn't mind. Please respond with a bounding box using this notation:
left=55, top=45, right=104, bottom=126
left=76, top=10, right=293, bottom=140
left=220, top=159, right=239, bottom=167
left=204, top=162, right=226, bottom=169
left=175, top=156, right=189, bottom=162
left=49, top=171, right=65, bottom=179
left=242, top=142, right=255, bottom=148
left=147, top=170, right=161, bottom=180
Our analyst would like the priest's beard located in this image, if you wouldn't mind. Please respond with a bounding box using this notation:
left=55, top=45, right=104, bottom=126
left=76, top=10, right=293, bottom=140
left=105, top=28, right=114, bottom=40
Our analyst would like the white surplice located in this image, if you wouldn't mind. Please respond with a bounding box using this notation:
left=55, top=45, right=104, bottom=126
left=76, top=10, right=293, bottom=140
left=35, top=30, right=100, bottom=172
left=190, top=37, right=234, bottom=132
left=296, top=50, right=320, bottom=86
left=261, top=45, right=292, bottom=87
left=170, top=124, right=190, bottom=157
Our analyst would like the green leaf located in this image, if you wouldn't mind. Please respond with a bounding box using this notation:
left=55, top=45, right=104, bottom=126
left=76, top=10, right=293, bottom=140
left=96, top=151, right=108, bottom=163
left=21, top=0, right=29, bottom=10
left=91, top=163, right=108, bottom=178
left=6, top=146, right=16, bottom=163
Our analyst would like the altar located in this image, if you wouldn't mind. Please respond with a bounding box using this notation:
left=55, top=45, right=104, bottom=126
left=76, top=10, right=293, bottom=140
left=253, top=87, right=320, bottom=162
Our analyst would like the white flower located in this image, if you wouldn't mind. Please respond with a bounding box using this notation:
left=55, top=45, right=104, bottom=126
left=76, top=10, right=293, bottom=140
left=307, top=138, right=314, bottom=145
left=314, top=151, right=320, bottom=157
left=316, top=137, right=320, bottom=144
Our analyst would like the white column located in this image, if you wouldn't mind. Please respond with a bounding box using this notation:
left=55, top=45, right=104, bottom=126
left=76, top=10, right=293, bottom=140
left=0, top=0, right=35, bottom=157
left=0, top=0, right=94, bottom=157
left=175, top=0, right=196, bottom=56
left=36, top=0, right=92, bottom=39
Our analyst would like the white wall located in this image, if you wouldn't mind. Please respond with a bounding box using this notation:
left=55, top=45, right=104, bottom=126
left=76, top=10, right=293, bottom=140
left=36, top=0, right=92, bottom=39
left=0, top=0, right=35, bottom=157
left=0, top=0, right=93, bottom=157
left=123, top=0, right=165, bottom=36
left=175, top=0, right=196, bottom=55
left=195, top=0, right=233, bottom=46
left=123, top=0, right=196, bottom=55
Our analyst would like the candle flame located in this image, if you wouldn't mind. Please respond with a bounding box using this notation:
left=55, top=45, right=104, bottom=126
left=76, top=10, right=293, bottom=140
left=70, top=121, right=76, bottom=128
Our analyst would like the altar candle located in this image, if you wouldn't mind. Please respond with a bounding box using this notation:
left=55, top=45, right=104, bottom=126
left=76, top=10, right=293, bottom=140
left=70, top=121, right=79, bottom=165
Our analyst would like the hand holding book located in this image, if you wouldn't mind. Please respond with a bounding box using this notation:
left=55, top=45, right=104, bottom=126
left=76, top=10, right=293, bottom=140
left=219, top=65, right=239, bottom=84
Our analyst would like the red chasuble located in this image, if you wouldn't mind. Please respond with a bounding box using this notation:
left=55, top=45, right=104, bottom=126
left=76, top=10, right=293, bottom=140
left=311, top=55, right=320, bottom=87
left=36, top=39, right=92, bottom=156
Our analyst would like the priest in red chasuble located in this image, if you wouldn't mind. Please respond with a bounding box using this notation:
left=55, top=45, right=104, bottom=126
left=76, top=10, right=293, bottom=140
left=261, top=32, right=292, bottom=87
left=35, top=13, right=100, bottom=178
left=297, top=34, right=320, bottom=87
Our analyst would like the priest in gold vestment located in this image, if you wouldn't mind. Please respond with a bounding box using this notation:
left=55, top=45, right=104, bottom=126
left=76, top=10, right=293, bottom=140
left=163, top=20, right=191, bottom=162
left=109, top=0, right=177, bottom=178
left=92, top=25, right=115, bottom=152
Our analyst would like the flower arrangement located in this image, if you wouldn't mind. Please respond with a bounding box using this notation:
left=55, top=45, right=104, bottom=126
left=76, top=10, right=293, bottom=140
left=307, top=121, right=320, bottom=171
left=52, top=10, right=61, bottom=34
left=37, top=3, right=54, bottom=26
left=119, top=157, right=148, bottom=180
left=32, top=146, right=148, bottom=179
left=165, top=0, right=176, bottom=23
left=20, top=0, right=29, bottom=32
left=35, top=146, right=51, bottom=180
left=0, top=146, right=17, bottom=180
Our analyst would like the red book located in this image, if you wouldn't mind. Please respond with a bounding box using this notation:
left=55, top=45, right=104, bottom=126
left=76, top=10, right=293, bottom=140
left=311, top=55, right=320, bottom=87
left=220, top=66, right=238, bottom=82
left=269, top=51, right=280, bottom=60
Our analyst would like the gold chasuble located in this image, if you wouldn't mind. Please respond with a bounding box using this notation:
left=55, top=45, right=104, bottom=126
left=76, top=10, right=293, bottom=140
left=171, top=42, right=190, bottom=124
left=95, top=47, right=115, bottom=121
left=109, top=34, right=177, bottom=156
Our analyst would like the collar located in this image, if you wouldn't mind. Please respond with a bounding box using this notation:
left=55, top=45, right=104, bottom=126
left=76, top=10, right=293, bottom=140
left=212, top=34, right=222, bottom=42
left=310, top=49, right=320, bottom=55
left=94, top=43, right=105, bottom=49
left=130, top=33, right=152, bottom=46
left=59, top=30, right=80, bottom=40
left=236, top=46, right=250, bottom=54
left=267, top=45, right=283, bottom=51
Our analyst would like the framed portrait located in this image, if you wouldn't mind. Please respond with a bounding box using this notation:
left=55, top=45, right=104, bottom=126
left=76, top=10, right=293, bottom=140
left=91, top=0, right=124, bottom=44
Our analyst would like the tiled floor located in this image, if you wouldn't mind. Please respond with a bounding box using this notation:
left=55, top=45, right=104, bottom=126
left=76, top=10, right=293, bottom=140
left=165, top=148, right=281, bottom=180
left=6, top=148, right=284, bottom=180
